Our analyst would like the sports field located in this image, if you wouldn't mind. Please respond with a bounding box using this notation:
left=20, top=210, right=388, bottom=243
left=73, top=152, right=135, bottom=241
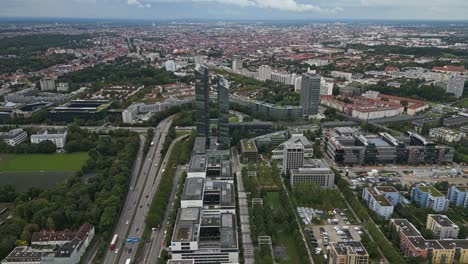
left=0, top=153, right=89, bottom=191
left=0, top=153, right=88, bottom=172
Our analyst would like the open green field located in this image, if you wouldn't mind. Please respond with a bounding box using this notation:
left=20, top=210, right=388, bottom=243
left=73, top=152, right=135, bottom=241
left=264, top=192, right=303, bottom=264
left=0, top=153, right=88, bottom=172
left=0, top=153, right=89, bottom=191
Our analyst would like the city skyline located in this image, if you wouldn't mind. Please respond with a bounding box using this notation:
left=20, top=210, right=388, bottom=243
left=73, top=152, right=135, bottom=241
left=0, top=0, right=467, bottom=21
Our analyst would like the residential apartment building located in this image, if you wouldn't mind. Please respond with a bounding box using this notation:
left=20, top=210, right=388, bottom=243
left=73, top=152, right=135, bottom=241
left=362, top=186, right=399, bottom=219
left=391, top=218, right=468, bottom=264
left=447, top=185, right=468, bottom=208
left=1, top=128, right=28, bottom=146
left=329, top=241, right=369, bottom=264
left=300, top=73, right=321, bottom=116
left=289, top=159, right=334, bottom=188
left=411, top=185, right=449, bottom=212
left=282, top=141, right=304, bottom=176
left=426, top=214, right=459, bottom=239
left=258, top=65, right=272, bottom=81
left=1, top=223, right=94, bottom=264
left=31, top=130, right=67, bottom=149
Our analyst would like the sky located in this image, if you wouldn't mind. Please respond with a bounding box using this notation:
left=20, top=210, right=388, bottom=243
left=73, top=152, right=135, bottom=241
left=0, top=0, right=467, bottom=21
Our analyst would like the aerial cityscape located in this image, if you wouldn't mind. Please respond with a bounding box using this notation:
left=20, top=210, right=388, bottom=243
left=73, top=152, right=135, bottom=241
left=0, top=1, right=468, bottom=264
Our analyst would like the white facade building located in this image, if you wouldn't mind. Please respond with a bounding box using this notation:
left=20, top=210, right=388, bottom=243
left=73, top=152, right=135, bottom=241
left=57, top=83, right=70, bottom=92
left=331, top=71, right=353, bottom=81
left=40, top=77, right=56, bottom=91
left=429, top=127, right=463, bottom=143
left=31, top=131, right=67, bottom=149
left=258, top=65, right=272, bottom=81
left=2, top=128, right=28, bottom=146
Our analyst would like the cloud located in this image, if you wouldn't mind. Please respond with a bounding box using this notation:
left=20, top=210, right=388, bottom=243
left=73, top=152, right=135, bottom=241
left=127, top=0, right=151, bottom=8
left=151, top=0, right=341, bottom=13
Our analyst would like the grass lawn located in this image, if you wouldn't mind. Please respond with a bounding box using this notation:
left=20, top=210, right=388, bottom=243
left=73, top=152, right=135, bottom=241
left=175, top=131, right=191, bottom=138
left=0, top=152, right=89, bottom=172
left=265, top=192, right=303, bottom=264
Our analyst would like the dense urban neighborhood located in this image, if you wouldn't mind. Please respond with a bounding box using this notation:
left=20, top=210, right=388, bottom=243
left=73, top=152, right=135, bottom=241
left=0, top=13, right=468, bottom=264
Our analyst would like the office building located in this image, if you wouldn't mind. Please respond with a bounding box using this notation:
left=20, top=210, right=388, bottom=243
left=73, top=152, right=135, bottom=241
left=391, top=218, right=468, bottom=263
left=329, top=241, right=369, bottom=264
left=362, top=186, right=399, bottom=219
left=240, top=139, right=258, bottom=163
left=447, top=185, right=468, bottom=208
left=289, top=159, right=334, bottom=188
left=195, top=64, right=210, bottom=140
left=49, top=99, right=111, bottom=122
left=331, top=71, right=352, bottom=81
left=325, top=129, right=454, bottom=165
left=122, top=98, right=193, bottom=124
left=426, top=214, right=459, bottom=239
left=282, top=142, right=304, bottom=176
left=40, top=77, right=56, bottom=91
left=429, top=127, right=463, bottom=143
left=230, top=95, right=303, bottom=120
left=300, top=73, right=321, bottom=116
left=272, top=136, right=313, bottom=161
left=217, top=76, right=230, bottom=150
left=232, top=59, right=242, bottom=72
left=31, top=130, right=67, bottom=149
left=165, top=60, right=177, bottom=72
left=181, top=177, right=205, bottom=208
left=411, top=185, right=449, bottom=212
left=1, top=128, right=28, bottom=146
left=258, top=65, right=272, bottom=81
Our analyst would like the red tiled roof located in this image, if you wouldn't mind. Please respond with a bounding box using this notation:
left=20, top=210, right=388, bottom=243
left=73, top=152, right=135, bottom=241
left=432, top=65, right=466, bottom=73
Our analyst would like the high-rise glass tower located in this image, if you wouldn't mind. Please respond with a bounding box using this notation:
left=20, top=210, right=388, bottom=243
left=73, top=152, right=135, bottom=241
left=195, top=64, right=210, bottom=140
left=300, top=73, right=321, bottom=116
left=217, top=75, right=230, bottom=150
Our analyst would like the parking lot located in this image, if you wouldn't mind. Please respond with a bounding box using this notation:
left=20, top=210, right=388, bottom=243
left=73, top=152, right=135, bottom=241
left=304, top=209, right=363, bottom=255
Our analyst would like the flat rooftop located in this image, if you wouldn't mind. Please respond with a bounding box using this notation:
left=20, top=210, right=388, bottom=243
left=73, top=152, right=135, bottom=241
left=241, top=139, right=257, bottom=153
left=376, top=186, right=398, bottom=193
left=220, top=213, right=238, bottom=249
left=173, top=208, right=201, bottom=242
left=429, top=214, right=457, bottom=227
left=188, top=155, right=207, bottom=173
left=392, top=219, right=421, bottom=237
left=182, top=177, right=204, bottom=201
left=332, top=241, right=368, bottom=256
left=418, top=186, right=444, bottom=197
left=367, top=188, right=392, bottom=207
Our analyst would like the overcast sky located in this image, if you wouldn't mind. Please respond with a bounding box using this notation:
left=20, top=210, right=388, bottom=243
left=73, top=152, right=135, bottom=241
left=0, top=0, right=467, bottom=21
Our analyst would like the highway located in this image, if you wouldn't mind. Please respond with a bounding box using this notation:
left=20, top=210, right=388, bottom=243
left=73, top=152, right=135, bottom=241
left=143, top=135, right=189, bottom=264
left=102, top=116, right=173, bottom=264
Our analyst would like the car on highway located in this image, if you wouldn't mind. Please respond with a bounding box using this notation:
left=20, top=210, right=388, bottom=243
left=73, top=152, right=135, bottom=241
left=126, top=220, right=129, bottom=225
left=114, top=248, right=119, bottom=254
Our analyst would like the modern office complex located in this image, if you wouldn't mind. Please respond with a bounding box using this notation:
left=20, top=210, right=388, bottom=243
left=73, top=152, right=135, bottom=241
left=49, top=99, right=111, bottom=122
left=230, top=94, right=303, bottom=120
left=195, top=64, right=210, bottom=140
left=426, top=214, right=459, bottom=239
left=122, top=98, right=193, bottom=124
left=240, top=139, right=258, bottom=163
left=170, top=136, right=238, bottom=264
left=31, top=130, right=68, bottom=148
left=325, top=128, right=454, bottom=165
left=272, top=136, right=313, bottom=161
left=0, top=128, right=28, bottom=146
left=282, top=141, right=304, bottom=176
left=362, top=186, right=399, bottom=219
left=217, top=75, right=230, bottom=150
left=329, top=241, right=369, bottom=264
left=300, top=73, right=321, bottom=116
left=447, top=185, right=468, bottom=208
left=391, top=219, right=468, bottom=263
left=411, top=185, right=449, bottom=212
left=289, top=159, right=334, bottom=188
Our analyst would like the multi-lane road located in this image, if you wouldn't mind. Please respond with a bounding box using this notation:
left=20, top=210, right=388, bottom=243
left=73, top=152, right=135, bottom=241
left=102, top=116, right=173, bottom=264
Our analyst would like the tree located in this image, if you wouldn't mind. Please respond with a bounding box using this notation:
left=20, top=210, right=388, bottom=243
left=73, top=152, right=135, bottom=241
left=36, top=140, right=56, bottom=153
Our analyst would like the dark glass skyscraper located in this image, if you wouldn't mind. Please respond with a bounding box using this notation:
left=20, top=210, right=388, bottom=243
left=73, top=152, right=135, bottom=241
left=217, top=75, right=230, bottom=150
left=195, top=64, right=210, bottom=140
left=300, top=73, right=321, bottom=116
